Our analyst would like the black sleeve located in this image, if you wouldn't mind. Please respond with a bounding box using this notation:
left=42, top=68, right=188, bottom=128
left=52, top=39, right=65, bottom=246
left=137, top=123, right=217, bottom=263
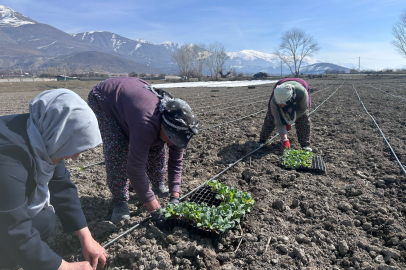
left=49, top=161, right=87, bottom=233
left=0, top=146, right=62, bottom=270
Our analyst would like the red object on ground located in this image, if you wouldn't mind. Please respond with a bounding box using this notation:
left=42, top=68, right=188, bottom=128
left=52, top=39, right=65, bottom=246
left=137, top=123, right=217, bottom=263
left=286, top=125, right=291, bottom=131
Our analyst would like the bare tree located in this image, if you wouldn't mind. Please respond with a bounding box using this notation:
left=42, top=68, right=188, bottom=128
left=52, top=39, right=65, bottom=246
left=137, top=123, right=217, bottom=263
left=190, top=44, right=208, bottom=81
left=219, top=70, right=231, bottom=78
left=391, top=9, right=406, bottom=58
left=230, top=68, right=238, bottom=77
left=172, top=42, right=228, bottom=81
left=171, top=44, right=194, bottom=80
left=274, top=28, right=320, bottom=77
left=206, top=42, right=229, bottom=80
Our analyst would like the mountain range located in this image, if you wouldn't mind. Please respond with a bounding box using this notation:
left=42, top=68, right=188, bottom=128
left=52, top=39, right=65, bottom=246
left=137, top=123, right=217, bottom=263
left=0, top=5, right=350, bottom=75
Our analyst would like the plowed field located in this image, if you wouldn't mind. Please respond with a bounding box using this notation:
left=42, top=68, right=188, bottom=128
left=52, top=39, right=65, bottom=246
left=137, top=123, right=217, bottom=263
left=2, top=76, right=406, bottom=270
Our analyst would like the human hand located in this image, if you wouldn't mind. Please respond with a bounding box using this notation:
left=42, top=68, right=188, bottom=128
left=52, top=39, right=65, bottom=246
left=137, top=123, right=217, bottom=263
left=281, top=139, right=290, bottom=150
left=286, top=125, right=291, bottom=132
left=75, top=227, right=107, bottom=270
left=81, top=237, right=107, bottom=270
left=150, top=210, right=168, bottom=230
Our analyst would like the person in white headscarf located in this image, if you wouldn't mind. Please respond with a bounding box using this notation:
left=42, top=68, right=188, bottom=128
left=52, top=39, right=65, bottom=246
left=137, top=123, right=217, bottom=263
left=259, top=77, right=312, bottom=151
left=0, top=89, right=107, bottom=270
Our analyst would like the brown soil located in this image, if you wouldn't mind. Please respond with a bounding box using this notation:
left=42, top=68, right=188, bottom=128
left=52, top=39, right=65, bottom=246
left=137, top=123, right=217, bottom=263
left=2, top=75, right=406, bottom=270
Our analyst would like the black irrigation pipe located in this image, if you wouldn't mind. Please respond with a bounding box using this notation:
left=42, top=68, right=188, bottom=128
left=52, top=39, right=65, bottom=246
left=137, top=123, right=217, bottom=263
left=309, top=82, right=344, bottom=115
left=190, top=82, right=335, bottom=111
left=188, top=90, right=269, bottom=104
left=197, top=99, right=267, bottom=116
left=194, top=93, right=268, bottom=110
left=198, top=109, right=267, bottom=132
left=102, top=218, right=151, bottom=249
left=101, top=132, right=278, bottom=249
left=198, top=84, right=337, bottom=132
left=169, top=85, right=261, bottom=97
left=365, top=84, right=406, bottom=101
left=351, top=84, right=406, bottom=175
left=73, top=84, right=337, bottom=172
left=182, top=87, right=270, bottom=103
left=100, top=81, right=346, bottom=248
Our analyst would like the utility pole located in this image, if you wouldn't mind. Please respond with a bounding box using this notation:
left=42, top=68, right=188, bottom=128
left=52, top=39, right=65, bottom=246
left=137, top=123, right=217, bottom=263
left=149, top=59, right=152, bottom=81
left=280, top=60, right=282, bottom=77
left=358, top=57, right=360, bottom=73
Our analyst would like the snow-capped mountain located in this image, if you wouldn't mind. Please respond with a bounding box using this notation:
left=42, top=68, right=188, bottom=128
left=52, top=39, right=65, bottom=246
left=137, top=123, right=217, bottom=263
left=0, top=5, right=36, bottom=27
left=0, top=5, right=349, bottom=75
left=299, top=63, right=350, bottom=74
left=227, top=50, right=281, bottom=73
left=226, top=50, right=323, bottom=75
left=71, top=31, right=182, bottom=72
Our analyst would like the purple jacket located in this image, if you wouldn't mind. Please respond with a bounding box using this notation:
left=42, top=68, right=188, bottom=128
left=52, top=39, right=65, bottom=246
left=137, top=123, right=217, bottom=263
left=95, top=77, right=183, bottom=203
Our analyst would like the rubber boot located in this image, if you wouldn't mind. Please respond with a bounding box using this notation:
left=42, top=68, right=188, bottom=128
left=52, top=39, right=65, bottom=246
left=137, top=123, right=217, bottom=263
left=111, top=201, right=130, bottom=224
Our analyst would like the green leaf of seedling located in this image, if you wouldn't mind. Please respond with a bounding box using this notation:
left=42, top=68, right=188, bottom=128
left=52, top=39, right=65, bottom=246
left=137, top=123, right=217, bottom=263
left=280, top=149, right=313, bottom=169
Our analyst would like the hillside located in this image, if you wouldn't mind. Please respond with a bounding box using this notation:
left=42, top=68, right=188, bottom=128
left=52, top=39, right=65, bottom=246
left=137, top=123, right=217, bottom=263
left=0, top=5, right=350, bottom=75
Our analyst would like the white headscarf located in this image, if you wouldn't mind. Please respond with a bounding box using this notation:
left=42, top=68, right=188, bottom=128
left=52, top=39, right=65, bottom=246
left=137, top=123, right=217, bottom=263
left=26, top=88, right=102, bottom=218
left=274, top=84, right=294, bottom=104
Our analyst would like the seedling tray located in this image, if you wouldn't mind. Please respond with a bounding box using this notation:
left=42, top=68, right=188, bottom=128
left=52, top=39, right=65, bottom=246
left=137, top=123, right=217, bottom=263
left=187, top=186, right=222, bottom=207
left=165, top=215, right=226, bottom=239
left=283, top=155, right=326, bottom=174
left=161, top=181, right=255, bottom=238
left=164, top=186, right=225, bottom=238
left=295, top=155, right=326, bottom=174
left=309, top=155, right=326, bottom=173
left=280, top=149, right=326, bottom=174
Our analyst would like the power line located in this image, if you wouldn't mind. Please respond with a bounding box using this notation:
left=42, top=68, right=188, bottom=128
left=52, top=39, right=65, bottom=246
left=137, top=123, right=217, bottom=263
left=360, top=57, right=402, bottom=62
left=321, top=57, right=359, bottom=62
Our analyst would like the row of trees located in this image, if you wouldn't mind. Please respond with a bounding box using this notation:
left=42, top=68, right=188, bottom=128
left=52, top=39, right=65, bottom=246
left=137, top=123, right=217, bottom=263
left=171, top=42, right=229, bottom=81
left=171, top=30, right=322, bottom=79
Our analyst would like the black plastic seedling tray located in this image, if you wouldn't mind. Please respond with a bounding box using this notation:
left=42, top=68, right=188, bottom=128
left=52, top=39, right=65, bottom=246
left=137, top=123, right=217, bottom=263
left=309, top=155, right=326, bottom=173
left=165, top=217, right=226, bottom=239
left=187, top=186, right=222, bottom=207
left=282, top=155, right=327, bottom=174
left=164, top=186, right=233, bottom=238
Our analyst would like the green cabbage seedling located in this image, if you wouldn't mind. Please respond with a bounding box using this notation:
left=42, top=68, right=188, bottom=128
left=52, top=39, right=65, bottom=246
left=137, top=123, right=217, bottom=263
left=280, top=149, right=314, bottom=170
left=160, top=180, right=255, bottom=233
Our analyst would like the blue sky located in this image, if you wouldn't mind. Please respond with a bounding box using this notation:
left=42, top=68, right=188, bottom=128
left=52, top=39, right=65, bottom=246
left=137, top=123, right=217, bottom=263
left=3, top=0, right=406, bottom=70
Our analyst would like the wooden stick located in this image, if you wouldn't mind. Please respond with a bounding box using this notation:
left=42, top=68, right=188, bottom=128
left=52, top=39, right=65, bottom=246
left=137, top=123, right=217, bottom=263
left=234, top=224, right=244, bottom=253
left=264, top=236, right=272, bottom=253
left=235, top=238, right=243, bottom=253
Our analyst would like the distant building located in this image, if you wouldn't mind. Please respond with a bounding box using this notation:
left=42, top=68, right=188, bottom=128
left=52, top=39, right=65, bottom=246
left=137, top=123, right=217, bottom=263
left=56, top=75, right=78, bottom=81
left=165, top=75, right=182, bottom=80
